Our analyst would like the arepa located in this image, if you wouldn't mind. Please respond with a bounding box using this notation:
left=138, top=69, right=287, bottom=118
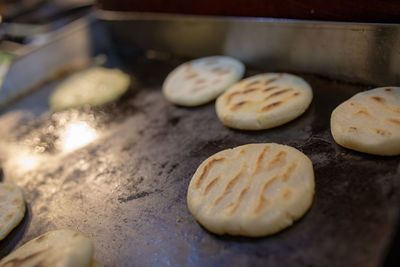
left=0, top=229, right=95, bottom=267
left=49, top=67, right=130, bottom=111
left=162, top=56, right=245, bottom=106
left=187, top=143, right=315, bottom=237
left=0, top=183, right=25, bottom=240
left=331, top=87, right=400, bottom=156
left=216, top=73, right=313, bottom=130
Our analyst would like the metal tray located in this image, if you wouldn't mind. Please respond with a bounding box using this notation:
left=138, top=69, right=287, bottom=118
left=0, top=14, right=400, bottom=267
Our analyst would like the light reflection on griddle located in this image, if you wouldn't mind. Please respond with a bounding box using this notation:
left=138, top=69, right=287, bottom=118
left=15, top=151, right=38, bottom=170
left=61, top=121, right=97, bottom=152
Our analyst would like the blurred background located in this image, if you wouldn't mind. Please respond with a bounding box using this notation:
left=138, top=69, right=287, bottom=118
left=1, top=0, right=400, bottom=91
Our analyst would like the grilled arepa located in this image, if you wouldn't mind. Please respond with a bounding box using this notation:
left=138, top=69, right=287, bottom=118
left=216, top=73, right=313, bottom=130
left=50, top=67, right=130, bottom=111
left=0, top=229, right=98, bottom=267
left=187, top=143, right=315, bottom=237
left=0, top=183, right=25, bottom=240
left=331, top=87, right=400, bottom=156
left=162, top=56, right=245, bottom=106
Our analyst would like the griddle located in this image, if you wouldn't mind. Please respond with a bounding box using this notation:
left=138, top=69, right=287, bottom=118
left=0, top=18, right=400, bottom=267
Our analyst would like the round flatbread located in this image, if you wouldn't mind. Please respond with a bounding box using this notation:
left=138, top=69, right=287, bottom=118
left=187, top=143, right=315, bottom=237
left=0, top=229, right=93, bottom=267
left=216, top=73, right=313, bottom=130
left=0, top=183, right=25, bottom=240
left=162, top=56, right=245, bottom=106
left=331, top=87, right=400, bottom=156
left=49, top=67, right=130, bottom=111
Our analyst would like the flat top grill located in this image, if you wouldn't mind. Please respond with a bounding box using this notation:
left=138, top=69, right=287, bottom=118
left=0, top=54, right=399, bottom=267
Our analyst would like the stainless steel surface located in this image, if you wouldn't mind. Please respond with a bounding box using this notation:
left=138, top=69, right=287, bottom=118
left=97, top=10, right=400, bottom=86
left=0, top=18, right=91, bottom=107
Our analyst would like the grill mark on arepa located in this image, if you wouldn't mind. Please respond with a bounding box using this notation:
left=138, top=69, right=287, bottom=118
left=374, top=128, right=392, bottom=136
left=224, top=75, right=287, bottom=106
left=261, top=101, right=282, bottom=112
left=184, top=73, right=198, bottom=80
left=365, top=95, right=400, bottom=114
left=239, top=147, right=247, bottom=155
left=354, top=109, right=372, bottom=117
left=370, top=96, right=386, bottom=103
left=225, top=86, right=261, bottom=105
left=281, top=162, right=297, bottom=182
left=267, top=151, right=287, bottom=170
left=5, top=212, right=15, bottom=221
left=242, top=88, right=258, bottom=94
left=264, top=74, right=283, bottom=86
left=348, top=127, right=358, bottom=132
left=260, top=91, right=299, bottom=112
left=228, top=186, right=249, bottom=215
left=195, top=158, right=225, bottom=188
left=253, top=145, right=271, bottom=175
left=282, top=189, right=291, bottom=199
left=230, top=101, right=248, bottom=111
left=212, top=67, right=230, bottom=75
left=225, top=92, right=241, bottom=105
left=264, top=88, right=293, bottom=101
left=213, top=165, right=246, bottom=206
left=254, top=175, right=278, bottom=214
left=387, top=118, right=400, bottom=126
left=263, top=86, right=279, bottom=92
left=385, top=88, right=392, bottom=92
left=203, top=176, right=220, bottom=195
left=246, top=80, right=261, bottom=87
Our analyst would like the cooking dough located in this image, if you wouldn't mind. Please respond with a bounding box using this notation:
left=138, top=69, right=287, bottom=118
left=0, top=183, right=25, bottom=240
left=331, top=87, right=400, bottom=156
left=187, top=143, right=315, bottom=237
left=49, top=67, right=130, bottom=111
left=216, top=73, right=313, bottom=130
left=0, top=229, right=96, bottom=267
left=162, top=56, right=245, bottom=106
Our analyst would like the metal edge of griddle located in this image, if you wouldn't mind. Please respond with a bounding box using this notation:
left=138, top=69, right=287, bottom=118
left=95, top=9, right=400, bottom=87
left=0, top=16, right=92, bottom=108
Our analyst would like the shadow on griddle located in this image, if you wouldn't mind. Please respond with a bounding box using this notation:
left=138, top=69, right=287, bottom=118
left=332, top=142, right=400, bottom=162
left=0, top=203, right=31, bottom=259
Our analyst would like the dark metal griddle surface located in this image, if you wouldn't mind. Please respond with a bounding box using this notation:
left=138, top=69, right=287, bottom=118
left=0, top=56, right=399, bottom=267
